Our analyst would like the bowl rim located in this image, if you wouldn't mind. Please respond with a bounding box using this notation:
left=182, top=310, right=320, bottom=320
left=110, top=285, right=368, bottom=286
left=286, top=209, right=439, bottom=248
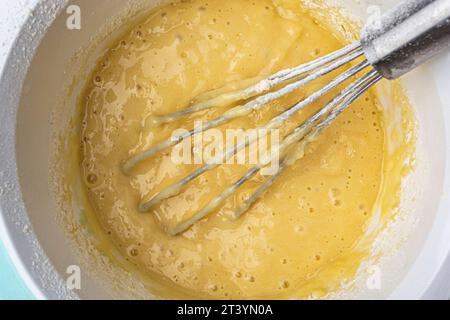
left=0, top=0, right=75, bottom=300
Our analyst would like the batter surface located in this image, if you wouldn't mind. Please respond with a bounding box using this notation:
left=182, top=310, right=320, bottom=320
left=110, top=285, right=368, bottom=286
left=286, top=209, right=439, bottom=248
left=79, top=0, right=414, bottom=299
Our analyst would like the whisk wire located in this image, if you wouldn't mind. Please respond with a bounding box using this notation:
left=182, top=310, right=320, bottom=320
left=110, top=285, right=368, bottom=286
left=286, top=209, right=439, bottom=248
left=166, top=69, right=381, bottom=235
left=122, top=41, right=385, bottom=235
left=138, top=58, right=370, bottom=212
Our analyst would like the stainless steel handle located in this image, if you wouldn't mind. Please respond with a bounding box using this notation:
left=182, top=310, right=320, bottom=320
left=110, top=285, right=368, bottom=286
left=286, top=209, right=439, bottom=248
left=361, top=0, right=450, bottom=79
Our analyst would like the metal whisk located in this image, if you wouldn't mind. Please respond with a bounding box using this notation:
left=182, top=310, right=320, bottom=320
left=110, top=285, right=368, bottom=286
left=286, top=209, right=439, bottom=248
left=123, top=0, right=450, bottom=236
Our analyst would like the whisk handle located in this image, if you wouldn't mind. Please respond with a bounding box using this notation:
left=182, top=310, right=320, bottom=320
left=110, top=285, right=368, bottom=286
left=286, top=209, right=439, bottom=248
left=361, top=0, right=450, bottom=80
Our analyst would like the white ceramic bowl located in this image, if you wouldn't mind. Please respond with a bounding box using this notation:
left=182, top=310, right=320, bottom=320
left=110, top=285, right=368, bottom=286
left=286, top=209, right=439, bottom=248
left=1, top=0, right=450, bottom=299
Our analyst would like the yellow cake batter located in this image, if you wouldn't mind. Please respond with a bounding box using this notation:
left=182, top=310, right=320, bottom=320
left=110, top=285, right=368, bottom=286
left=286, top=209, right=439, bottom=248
left=77, top=0, right=415, bottom=299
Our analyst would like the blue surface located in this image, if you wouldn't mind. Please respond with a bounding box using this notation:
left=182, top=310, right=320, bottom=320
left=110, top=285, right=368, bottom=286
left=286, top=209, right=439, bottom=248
left=0, top=239, right=34, bottom=300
